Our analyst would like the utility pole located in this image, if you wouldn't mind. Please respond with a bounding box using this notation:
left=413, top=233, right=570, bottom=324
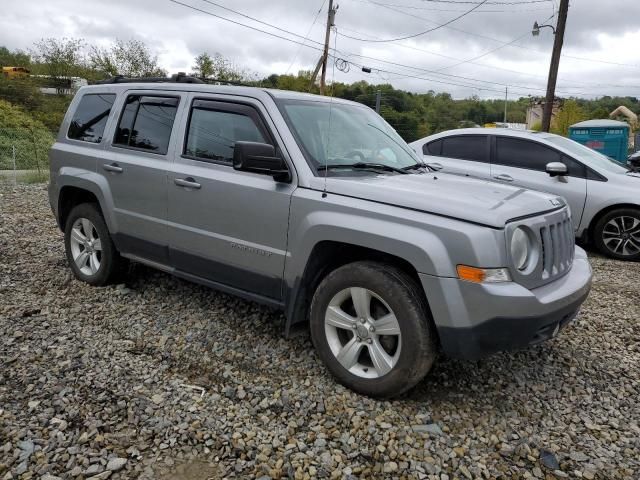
left=503, top=86, right=508, bottom=123
left=375, top=90, right=381, bottom=113
left=541, top=0, right=569, bottom=132
left=309, top=0, right=337, bottom=94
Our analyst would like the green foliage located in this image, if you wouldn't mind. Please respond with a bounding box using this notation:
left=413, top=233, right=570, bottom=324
left=0, top=100, right=55, bottom=171
left=30, top=38, right=86, bottom=80
left=89, top=39, right=166, bottom=78
left=551, top=100, right=587, bottom=136
left=0, top=46, right=31, bottom=68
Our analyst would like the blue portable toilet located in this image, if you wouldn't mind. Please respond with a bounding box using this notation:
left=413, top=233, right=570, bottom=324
left=569, top=119, right=630, bottom=163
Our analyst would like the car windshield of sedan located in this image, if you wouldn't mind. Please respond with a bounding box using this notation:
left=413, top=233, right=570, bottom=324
left=276, top=98, right=422, bottom=173
left=544, top=134, right=630, bottom=174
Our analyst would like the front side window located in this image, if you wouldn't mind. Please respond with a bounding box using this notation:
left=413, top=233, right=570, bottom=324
left=441, top=136, right=488, bottom=162
left=184, top=100, right=267, bottom=163
left=68, top=93, right=116, bottom=143
left=495, top=137, right=560, bottom=172
left=114, top=95, right=179, bottom=155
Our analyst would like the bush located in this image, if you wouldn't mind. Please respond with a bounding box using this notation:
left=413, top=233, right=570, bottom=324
left=0, top=100, right=54, bottom=171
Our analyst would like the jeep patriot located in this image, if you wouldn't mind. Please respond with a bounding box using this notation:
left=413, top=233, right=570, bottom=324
left=49, top=76, right=592, bottom=397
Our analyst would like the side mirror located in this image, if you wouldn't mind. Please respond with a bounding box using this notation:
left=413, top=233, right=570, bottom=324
left=233, top=141, right=291, bottom=182
left=546, top=162, right=568, bottom=177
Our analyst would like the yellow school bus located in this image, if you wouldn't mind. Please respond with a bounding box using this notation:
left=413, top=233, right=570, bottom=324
left=2, top=67, right=30, bottom=79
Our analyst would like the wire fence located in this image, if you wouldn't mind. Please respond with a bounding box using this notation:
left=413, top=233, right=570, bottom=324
left=0, top=128, right=55, bottom=175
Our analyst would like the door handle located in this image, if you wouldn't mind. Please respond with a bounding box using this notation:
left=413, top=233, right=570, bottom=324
left=103, top=162, right=123, bottom=173
left=426, top=162, right=443, bottom=171
left=174, top=177, right=201, bottom=190
left=493, top=173, right=514, bottom=182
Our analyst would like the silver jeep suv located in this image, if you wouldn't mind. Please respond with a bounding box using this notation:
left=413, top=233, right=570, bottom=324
left=49, top=76, right=592, bottom=397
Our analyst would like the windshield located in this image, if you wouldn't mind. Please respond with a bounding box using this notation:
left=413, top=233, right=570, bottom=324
left=275, top=98, right=421, bottom=173
left=544, top=134, right=629, bottom=174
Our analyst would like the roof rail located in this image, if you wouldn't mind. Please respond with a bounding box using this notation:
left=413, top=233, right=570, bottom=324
left=95, top=72, right=205, bottom=85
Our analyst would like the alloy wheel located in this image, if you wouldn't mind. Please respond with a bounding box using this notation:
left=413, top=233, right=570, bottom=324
left=602, top=216, right=640, bottom=257
left=69, top=218, right=102, bottom=276
left=324, top=287, right=402, bottom=379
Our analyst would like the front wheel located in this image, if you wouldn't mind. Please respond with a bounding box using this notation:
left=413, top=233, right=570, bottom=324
left=309, top=261, right=437, bottom=398
left=593, top=208, right=640, bottom=261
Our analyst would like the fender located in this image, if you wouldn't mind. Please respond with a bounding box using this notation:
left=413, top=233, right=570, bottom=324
left=56, top=167, right=119, bottom=234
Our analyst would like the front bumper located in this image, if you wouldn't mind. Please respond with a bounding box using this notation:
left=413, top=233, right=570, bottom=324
left=420, top=246, right=592, bottom=361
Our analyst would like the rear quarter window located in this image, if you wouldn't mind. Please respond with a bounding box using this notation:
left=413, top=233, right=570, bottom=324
left=67, top=93, right=116, bottom=143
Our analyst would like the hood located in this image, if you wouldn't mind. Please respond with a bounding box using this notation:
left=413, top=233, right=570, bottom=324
left=310, top=172, right=566, bottom=228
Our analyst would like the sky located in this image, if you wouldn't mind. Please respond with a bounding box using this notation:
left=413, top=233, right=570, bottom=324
left=1, top=0, right=639, bottom=99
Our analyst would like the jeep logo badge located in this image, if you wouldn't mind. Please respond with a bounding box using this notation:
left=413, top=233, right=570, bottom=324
left=549, top=198, right=562, bottom=207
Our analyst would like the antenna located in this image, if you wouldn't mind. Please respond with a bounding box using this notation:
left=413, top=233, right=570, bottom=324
left=322, top=24, right=339, bottom=198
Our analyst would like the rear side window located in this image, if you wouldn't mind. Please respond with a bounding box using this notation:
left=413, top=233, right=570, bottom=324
left=68, top=93, right=116, bottom=143
left=495, top=137, right=560, bottom=172
left=114, top=95, right=179, bottom=155
left=184, top=100, right=269, bottom=164
left=441, top=136, right=488, bottom=162
left=423, top=139, right=442, bottom=155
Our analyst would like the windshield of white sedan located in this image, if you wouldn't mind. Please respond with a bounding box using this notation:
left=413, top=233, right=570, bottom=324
left=545, top=135, right=629, bottom=173
left=276, top=99, right=421, bottom=173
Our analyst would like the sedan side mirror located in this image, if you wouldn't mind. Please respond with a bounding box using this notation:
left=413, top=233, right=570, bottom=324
left=546, top=162, right=568, bottom=177
left=233, top=141, right=291, bottom=182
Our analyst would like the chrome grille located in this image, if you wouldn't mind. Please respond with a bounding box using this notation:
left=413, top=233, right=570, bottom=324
left=540, top=216, right=574, bottom=280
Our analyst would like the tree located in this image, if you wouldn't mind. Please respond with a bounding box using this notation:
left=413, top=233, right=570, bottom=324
left=190, top=52, right=252, bottom=82
left=0, top=46, right=31, bottom=68
left=30, top=38, right=85, bottom=80
left=552, top=100, right=586, bottom=136
left=89, top=39, right=166, bottom=78
left=192, top=52, right=215, bottom=78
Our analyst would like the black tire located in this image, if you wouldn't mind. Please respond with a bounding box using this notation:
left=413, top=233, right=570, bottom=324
left=593, top=208, right=640, bottom=261
left=309, top=261, right=437, bottom=398
left=64, top=203, right=126, bottom=285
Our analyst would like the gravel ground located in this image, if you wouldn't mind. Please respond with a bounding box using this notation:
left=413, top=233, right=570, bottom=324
left=1, top=183, right=639, bottom=480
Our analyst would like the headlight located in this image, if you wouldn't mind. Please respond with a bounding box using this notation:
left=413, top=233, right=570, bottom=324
left=510, top=227, right=531, bottom=271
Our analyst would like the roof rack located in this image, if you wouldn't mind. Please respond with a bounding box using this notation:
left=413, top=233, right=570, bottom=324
left=95, top=72, right=205, bottom=85
left=94, top=72, right=254, bottom=87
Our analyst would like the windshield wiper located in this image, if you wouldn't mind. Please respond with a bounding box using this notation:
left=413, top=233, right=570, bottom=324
left=318, top=162, right=408, bottom=174
left=402, top=163, right=431, bottom=172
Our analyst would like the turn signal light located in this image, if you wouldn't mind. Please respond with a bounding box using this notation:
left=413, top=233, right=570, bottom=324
left=457, top=265, right=511, bottom=284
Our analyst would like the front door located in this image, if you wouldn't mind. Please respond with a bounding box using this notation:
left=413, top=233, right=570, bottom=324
left=421, top=135, right=491, bottom=180
left=490, top=136, right=587, bottom=230
left=101, top=91, right=185, bottom=263
left=167, top=95, right=295, bottom=301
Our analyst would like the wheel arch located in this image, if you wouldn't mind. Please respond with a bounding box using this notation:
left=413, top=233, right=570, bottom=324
left=55, top=169, right=117, bottom=233
left=284, top=240, right=436, bottom=338
left=587, top=203, right=640, bottom=242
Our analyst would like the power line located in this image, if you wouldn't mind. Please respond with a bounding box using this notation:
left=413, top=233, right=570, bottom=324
left=167, top=0, right=326, bottom=51
left=418, top=0, right=551, bottom=4
left=434, top=13, right=554, bottom=72
left=286, top=0, right=327, bottom=74
left=362, top=0, right=640, bottom=69
left=338, top=0, right=489, bottom=42
left=167, top=0, right=639, bottom=96
left=347, top=0, right=551, bottom=12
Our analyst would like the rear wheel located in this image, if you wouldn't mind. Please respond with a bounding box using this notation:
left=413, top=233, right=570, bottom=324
left=309, top=261, right=437, bottom=398
left=64, top=203, right=126, bottom=285
left=593, top=208, right=640, bottom=261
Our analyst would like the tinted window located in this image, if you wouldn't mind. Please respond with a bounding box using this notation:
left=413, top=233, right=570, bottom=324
left=441, top=136, right=488, bottom=162
left=114, top=95, right=178, bottom=154
left=495, top=137, right=561, bottom=172
left=185, top=101, right=267, bottom=163
left=68, top=94, right=115, bottom=143
left=423, top=139, right=442, bottom=155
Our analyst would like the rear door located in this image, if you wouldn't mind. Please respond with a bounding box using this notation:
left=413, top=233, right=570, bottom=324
left=490, top=136, right=587, bottom=230
left=166, top=94, right=295, bottom=301
left=101, top=90, right=185, bottom=264
left=421, top=135, right=491, bottom=180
